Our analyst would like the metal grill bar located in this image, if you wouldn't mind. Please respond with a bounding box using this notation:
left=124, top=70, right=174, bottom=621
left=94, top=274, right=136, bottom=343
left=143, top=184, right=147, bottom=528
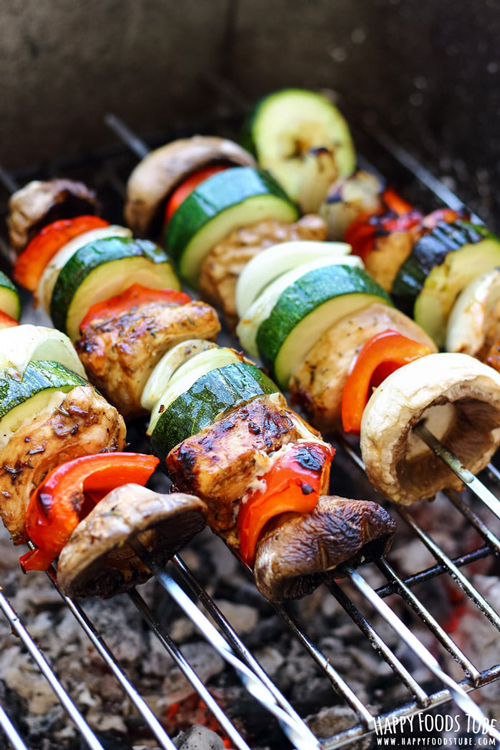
left=327, top=580, right=430, bottom=704
left=42, top=562, right=178, bottom=750
left=344, top=567, right=500, bottom=742
left=0, top=704, right=28, bottom=750
left=0, top=590, right=105, bottom=750
left=376, top=559, right=481, bottom=683
left=171, top=554, right=315, bottom=736
left=444, top=488, right=500, bottom=555
left=129, top=538, right=321, bottom=750
left=127, top=587, right=251, bottom=750
left=375, top=545, right=492, bottom=596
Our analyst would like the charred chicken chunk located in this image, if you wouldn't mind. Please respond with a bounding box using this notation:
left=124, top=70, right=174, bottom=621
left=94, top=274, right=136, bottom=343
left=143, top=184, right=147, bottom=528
left=76, top=300, right=220, bottom=418
left=361, top=353, right=500, bottom=504
left=0, top=386, right=126, bottom=545
left=57, top=484, right=207, bottom=599
left=290, top=303, right=437, bottom=432
left=125, top=136, right=256, bottom=237
left=254, top=495, right=396, bottom=601
left=198, top=215, right=327, bottom=330
left=166, top=393, right=321, bottom=547
left=365, top=225, right=422, bottom=292
left=8, top=179, right=98, bottom=258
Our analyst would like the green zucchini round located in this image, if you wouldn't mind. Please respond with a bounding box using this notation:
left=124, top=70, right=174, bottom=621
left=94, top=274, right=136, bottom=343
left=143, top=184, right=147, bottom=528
left=150, top=361, right=279, bottom=458
left=242, top=88, right=356, bottom=202
left=50, top=236, right=180, bottom=340
left=256, top=265, right=392, bottom=388
left=392, top=221, right=500, bottom=347
left=165, top=166, right=299, bottom=288
left=0, top=360, right=87, bottom=447
left=0, top=271, right=21, bottom=321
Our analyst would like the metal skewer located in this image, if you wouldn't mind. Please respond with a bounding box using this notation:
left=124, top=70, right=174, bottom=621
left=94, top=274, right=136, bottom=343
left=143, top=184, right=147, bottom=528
left=128, top=538, right=320, bottom=750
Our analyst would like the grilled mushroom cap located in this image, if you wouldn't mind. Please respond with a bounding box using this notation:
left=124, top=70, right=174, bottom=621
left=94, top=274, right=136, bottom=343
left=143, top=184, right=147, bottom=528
left=361, top=352, right=500, bottom=504
left=253, top=495, right=396, bottom=601
left=8, top=179, right=98, bottom=257
left=124, top=136, right=257, bottom=237
left=57, top=484, right=207, bottom=599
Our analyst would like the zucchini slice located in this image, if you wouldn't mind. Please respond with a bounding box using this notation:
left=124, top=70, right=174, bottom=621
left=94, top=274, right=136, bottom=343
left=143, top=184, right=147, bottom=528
left=235, top=240, right=352, bottom=319
left=38, top=225, right=132, bottom=315
left=0, top=272, right=20, bottom=321
left=147, top=347, right=244, bottom=435
left=141, top=339, right=217, bottom=411
left=393, top=221, right=500, bottom=348
left=0, top=325, right=86, bottom=377
left=242, top=88, right=356, bottom=203
left=165, top=166, right=298, bottom=288
left=237, top=255, right=365, bottom=359
left=0, top=360, right=86, bottom=449
left=150, top=361, right=279, bottom=458
left=50, top=236, right=180, bottom=341
left=256, top=265, right=392, bottom=388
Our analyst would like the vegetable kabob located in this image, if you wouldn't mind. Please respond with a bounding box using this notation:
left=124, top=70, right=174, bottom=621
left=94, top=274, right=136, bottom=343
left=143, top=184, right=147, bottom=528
left=245, top=88, right=500, bottom=364
left=6, top=175, right=396, bottom=603
left=113, top=102, right=500, bottom=510
left=0, top=318, right=207, bottom=596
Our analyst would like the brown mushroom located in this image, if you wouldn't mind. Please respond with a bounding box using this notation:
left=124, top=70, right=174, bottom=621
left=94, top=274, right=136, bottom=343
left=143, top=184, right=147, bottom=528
left=8, top=179, right=98, bottom=257
left=253, top=495, right=396, bottom=601
left=57, top=484, right=207, bottom=599
left=124, top=136, right=257, bottom=237
left=360, top=352, right=500, bottom=504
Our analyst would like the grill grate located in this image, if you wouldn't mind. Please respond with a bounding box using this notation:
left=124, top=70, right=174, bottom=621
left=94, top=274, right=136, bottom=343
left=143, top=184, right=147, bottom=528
left=0, top=85, right=500, bottom=750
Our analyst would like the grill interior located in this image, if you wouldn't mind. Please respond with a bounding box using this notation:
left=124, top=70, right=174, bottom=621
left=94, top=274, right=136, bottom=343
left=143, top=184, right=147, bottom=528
left=0, top=83, right=500, bottom=750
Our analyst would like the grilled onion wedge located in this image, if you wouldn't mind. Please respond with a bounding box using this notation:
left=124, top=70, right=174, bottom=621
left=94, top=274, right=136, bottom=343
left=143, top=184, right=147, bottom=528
left=360, top=353, right=500, bottom=504
left=57, top=484, right=207, bottom=598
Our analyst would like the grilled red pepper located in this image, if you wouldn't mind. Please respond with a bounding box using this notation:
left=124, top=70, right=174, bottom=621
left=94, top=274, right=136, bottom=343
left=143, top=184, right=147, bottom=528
left=0, top=311, right=20, bottom=330
left=237, top=441, right=334, bottom=566
left=164, top=164, right=230, bottom=224
left=79, top=284, right=191, bottom=331
left=20, top=453, right=159, bottom=572
left=341, top=329, right=432, bottom=435
left=14, top=215, right=109, bottom=292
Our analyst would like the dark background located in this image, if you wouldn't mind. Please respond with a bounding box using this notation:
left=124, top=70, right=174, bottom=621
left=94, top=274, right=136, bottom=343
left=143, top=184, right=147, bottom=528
left=1, top=0, right=499, bottom=226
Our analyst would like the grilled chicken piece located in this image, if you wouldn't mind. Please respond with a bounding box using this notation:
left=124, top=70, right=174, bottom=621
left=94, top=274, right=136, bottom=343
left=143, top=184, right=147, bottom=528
left=7, top=179, right=98, bottom=258
left=76, top=300, right=220, bottom=419
left=57, top=484, right=207, bottom=598
left=365, top=225, right=422, bottom=292
left=254, top=495, right=396, bottom=601
left=290, top=303, right=437, bottom=432
left=125, top=136, right=256, bottom=237
left=361, top=353, right=500, bottom=504
left=0, top=385, right=126, bottom=545
left=198, top=215, right=327, bottom=330
left=166, top=393, right=321, bottom=547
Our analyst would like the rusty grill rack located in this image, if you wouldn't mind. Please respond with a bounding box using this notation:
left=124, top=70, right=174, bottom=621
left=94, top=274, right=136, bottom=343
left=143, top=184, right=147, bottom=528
left=0, top=82, right=500, bottom=750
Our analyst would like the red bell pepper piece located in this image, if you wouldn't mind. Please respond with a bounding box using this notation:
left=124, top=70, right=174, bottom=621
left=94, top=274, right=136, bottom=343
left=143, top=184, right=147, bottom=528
left=380, top=187, right=414, bottom=216
left=14, top=216, right=109, bottom=292
left=19, top=453, right=159, bottom=572
left=341, top=329, right=432, bottom=435
left=164, top=164, right=230, bottom=224
left=79, top=283, right=192, bottom=331
left=0, top=311, right=20, bottom=330
left=237, top=441, right=334, bottom=566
